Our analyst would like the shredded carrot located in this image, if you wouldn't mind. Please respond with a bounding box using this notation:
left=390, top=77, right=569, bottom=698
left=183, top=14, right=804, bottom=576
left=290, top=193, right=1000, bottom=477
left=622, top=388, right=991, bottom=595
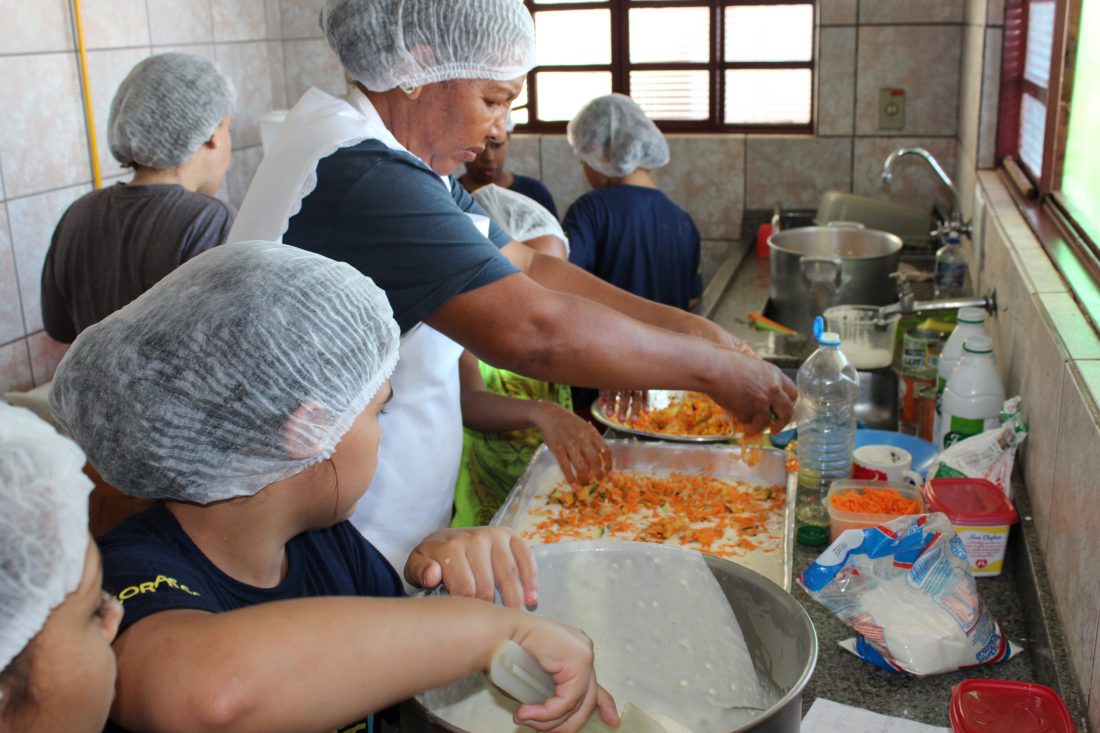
left=526, top=470, right=785, bottom=558
left=607, top=392, right=767, bottom=463
left=830, top=487, right=922, bottom=516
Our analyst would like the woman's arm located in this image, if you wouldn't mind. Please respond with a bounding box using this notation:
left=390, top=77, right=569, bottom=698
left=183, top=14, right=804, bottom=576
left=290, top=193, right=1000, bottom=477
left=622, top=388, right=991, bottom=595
left=110, top=596, right=618, bottom=733
left=427, top=274, right=794, bottom=435
left=501, top=242, right=751, bottom=353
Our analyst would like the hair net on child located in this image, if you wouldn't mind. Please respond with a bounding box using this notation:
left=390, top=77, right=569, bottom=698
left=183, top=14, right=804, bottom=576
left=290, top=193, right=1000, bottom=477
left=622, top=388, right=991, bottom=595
left=49, top=241, right=400, bottom=505
left=321, top=0, right=535, bottom=92
left=108, top=52, right=237, bottom=169
left=473, top=185, right=568, bottom=253
left=0, top=403, right=93, bottom=675
left=567, top=93, right=669, bottom=178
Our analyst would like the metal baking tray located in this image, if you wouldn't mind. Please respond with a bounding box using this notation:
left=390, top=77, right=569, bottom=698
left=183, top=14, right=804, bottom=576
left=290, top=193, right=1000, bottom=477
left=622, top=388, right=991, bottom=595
left=491, top=439, right=796, bottom=590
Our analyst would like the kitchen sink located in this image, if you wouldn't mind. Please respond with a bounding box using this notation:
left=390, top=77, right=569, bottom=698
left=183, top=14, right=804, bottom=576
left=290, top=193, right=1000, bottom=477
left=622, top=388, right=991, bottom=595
left=780, top=366, right=898, bottom=431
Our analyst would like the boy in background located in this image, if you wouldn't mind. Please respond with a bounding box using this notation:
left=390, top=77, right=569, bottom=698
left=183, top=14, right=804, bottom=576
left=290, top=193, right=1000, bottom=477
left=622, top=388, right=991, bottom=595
left=563, top=94, right=702, bottom=312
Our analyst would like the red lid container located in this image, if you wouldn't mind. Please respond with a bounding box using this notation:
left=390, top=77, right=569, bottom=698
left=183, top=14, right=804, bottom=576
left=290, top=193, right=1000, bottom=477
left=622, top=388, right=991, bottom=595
left=950, top=679, right=1077, bottom=732
left=924, top=478, right=1018, bottom=526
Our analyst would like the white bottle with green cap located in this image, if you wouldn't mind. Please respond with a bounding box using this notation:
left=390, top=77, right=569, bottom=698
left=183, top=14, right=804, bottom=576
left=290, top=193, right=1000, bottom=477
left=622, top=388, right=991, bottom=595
left=933, top=307, right=989, bottom=445
left=938, top=336, right=1004, bottom=450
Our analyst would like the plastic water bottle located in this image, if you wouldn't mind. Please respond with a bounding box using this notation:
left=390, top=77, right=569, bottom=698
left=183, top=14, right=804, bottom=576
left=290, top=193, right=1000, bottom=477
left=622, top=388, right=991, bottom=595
left=933, top=234, right=968, bottom=299
left=796, top=319, right=860, bottom=534
left=933, top=307, right=988, bottom=445
left=939, top=336, right=1005, bottom=450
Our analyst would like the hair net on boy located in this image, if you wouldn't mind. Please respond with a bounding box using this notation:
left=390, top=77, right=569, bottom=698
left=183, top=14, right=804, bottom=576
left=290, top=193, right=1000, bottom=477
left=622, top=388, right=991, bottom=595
left=49, top=241, right=400, bottom=505
left=108, top=52, right=237, bottom=169
left=0, top=403, right=93, bottom=675
left=567, top=93, right=669, bottom=178
left=473, top=185, right=568, bottom=253
left=321, top=0, right=535, bottom=92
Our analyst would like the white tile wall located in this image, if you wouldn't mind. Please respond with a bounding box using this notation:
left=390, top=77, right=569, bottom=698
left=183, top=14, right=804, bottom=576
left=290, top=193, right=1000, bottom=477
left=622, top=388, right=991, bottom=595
left=147, top=0, right=215, bottom=46
left=212, top=0, right=269, bottom=43
left=0, top=54, right=91, bottom=198
left=859, top=0, right=965, bottom=24
left=0, top=0, right=73, bottom=54
left=0, top=205, right=22, bottom=344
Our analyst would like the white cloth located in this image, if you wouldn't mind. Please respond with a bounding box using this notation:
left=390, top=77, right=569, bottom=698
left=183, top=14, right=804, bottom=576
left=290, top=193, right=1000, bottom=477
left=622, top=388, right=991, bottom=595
left=229, top=86, right=470, bottom=573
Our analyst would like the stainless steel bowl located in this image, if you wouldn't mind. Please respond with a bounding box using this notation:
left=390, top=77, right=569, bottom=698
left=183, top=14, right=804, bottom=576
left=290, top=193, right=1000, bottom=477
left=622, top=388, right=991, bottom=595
left=401, top=542, right=817, bottom=733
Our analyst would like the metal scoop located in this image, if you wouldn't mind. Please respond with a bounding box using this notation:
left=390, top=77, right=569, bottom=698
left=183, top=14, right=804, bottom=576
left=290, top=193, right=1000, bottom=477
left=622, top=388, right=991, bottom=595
left=488, top=640, right=671, bottom=733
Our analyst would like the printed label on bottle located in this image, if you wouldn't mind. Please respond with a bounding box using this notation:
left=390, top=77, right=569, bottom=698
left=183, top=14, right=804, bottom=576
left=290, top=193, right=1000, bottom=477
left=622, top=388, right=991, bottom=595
left=935, top=377, right=946, bottom=417
left=943, top=415, right=985, bottom=448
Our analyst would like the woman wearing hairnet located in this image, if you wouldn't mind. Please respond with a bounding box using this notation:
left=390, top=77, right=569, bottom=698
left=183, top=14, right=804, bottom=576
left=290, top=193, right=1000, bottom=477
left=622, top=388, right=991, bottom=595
left=229, top=0, right=796, bottom=583
left=49, top=241, right=619, bottom=733
left=41, top=52, right=236, bottom=344
left=564, top=94, right=703, bottom=312
left=0, top=403, right=123, bottom=732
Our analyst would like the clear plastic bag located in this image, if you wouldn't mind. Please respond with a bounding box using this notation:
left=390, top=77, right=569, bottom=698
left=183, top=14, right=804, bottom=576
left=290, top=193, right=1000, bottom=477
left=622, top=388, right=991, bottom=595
left=799, top=512, right=1020, bottom=675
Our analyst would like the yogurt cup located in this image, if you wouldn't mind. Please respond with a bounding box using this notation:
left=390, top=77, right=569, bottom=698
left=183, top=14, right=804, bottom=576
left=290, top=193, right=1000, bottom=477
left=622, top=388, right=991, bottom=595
left=924, top=478, right=1018, bottom=577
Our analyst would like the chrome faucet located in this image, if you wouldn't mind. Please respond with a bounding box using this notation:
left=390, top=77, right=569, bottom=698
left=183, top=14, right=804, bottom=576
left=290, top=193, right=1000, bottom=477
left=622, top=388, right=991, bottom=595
left=882, top=147, right=971, bottom=240
left=876, top=271, right=996, bottom=322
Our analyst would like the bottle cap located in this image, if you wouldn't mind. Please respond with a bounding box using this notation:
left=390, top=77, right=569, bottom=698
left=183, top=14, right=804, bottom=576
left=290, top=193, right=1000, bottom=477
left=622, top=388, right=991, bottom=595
left=957, top=307, right=986, bottom=324
left=812, top=316, right=823, bottom=342
left=962, top=336, right=993, bottom=354
left=797, top=524, right=829, bottom=546
left=819, top=331, right=841, bottom=347
left=946, top=233, right=961, bottom=244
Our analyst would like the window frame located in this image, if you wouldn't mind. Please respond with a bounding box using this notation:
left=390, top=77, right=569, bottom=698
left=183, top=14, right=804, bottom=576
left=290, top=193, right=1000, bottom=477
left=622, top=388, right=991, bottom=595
left=518, top=0, right=816, bottom=134
left=996, top=0, right=1100, bottom=330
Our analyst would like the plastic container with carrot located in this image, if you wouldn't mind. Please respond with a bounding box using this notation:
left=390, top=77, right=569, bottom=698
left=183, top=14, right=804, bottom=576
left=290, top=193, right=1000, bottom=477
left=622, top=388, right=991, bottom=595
left=826, top=479, right=925, bottom=541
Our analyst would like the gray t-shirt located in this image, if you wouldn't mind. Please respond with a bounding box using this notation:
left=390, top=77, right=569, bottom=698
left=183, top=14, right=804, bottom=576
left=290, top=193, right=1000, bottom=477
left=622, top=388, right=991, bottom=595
left=41, top=184, right=235, bottom=342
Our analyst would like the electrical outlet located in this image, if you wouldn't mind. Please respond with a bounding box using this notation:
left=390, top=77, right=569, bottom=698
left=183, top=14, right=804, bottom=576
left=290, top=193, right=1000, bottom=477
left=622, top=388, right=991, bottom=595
left=878, top=88, right=906, bottom=131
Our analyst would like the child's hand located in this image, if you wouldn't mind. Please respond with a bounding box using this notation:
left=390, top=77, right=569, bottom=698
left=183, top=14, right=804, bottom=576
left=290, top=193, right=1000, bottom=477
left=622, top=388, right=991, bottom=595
left=532, top=402, right=613, bottom=485
left=405, top=527, right=537, bottom=608
left=512, top=619, right=620, bottom=732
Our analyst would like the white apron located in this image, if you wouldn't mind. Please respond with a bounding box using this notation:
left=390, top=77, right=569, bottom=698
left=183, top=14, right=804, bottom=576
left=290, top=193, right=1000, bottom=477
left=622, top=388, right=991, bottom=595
left=229, top=87, right=470, bottom=575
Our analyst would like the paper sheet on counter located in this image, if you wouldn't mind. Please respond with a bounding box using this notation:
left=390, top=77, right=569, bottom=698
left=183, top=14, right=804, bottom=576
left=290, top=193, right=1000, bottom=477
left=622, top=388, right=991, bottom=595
left=801, top=698, right=949, bottom=733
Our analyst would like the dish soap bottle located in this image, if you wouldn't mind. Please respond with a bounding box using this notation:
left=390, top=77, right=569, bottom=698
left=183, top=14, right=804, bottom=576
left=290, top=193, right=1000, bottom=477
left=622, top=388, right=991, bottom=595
left=939, top=336, right=1005, bottom=450
left=796, top=318, right=859, bottom=542
left=934, top=233, right=968, bottom=299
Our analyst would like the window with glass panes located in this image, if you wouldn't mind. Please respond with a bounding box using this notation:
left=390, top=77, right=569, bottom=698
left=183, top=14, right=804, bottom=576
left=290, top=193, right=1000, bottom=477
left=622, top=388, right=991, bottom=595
left=997, top=0, right=1100, bottom=326
left=514, top=1, right=815, bottom=132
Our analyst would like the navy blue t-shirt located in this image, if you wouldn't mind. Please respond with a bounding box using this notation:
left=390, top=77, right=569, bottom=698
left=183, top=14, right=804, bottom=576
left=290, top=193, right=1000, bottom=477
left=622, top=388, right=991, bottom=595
left=284, top=139, right=519, bottom=334
left=100, top=503, right=403, bottom=733
left=509, top=174, right=558, bottom=219
left=563, top=185, right=703, bottom=311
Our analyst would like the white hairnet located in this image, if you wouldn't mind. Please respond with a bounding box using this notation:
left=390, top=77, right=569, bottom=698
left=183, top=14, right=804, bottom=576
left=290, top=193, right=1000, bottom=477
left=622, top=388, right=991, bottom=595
left=0, top=403, right=93, bottom=674
left=473, top=185, right=567, bottom=252
left=109, top=52, right=237, bottom=169
left=49, top=242, right=400, bottom=505
left=321, top=0, right=535, bottom=92
left=567, top=94, right=669, bottom=178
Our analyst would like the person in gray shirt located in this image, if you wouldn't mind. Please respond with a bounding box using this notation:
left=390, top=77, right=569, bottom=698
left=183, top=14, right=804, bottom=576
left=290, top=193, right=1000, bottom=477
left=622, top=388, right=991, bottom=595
left=41, top=53, right=237, bottom=343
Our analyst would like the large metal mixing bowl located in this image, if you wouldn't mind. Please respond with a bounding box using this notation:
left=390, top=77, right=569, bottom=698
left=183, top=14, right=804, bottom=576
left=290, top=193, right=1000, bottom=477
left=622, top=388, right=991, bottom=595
left=402, top=542, right=817, bottom=733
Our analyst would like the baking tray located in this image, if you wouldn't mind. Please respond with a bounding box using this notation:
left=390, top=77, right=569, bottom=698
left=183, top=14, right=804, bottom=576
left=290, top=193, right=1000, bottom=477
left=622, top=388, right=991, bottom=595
left=491, top=440, right=796, bottom=590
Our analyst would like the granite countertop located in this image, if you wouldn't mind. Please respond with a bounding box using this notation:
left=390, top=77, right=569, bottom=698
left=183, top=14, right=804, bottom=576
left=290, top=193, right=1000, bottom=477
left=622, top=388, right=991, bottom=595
left=697, top=243, right=1089, bottom=729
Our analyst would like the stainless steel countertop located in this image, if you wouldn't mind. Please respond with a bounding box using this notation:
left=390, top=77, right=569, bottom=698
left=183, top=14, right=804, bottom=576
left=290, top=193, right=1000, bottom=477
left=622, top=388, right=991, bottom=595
left=695, top=242, right=813, bottom=368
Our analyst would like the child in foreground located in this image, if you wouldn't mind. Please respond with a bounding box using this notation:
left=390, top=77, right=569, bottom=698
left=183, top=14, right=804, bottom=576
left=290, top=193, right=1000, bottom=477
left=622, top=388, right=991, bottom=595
left=0, top=403, right=123, bottom=733
left=49, top=241, right=618, bottom=733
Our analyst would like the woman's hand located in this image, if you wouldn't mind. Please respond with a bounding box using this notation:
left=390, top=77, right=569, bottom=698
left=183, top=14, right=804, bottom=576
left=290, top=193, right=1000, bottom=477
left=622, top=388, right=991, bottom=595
left=532, top=402, right=613, bottom=485
left=510, top=618, right=621, bottom=732
left=404, top=526, right=537, bottom=609
left=713, top=351, right=798, bottom=435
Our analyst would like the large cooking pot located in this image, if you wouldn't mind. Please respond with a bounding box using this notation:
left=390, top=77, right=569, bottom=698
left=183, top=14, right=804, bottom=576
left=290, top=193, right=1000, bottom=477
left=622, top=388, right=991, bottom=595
left=768, top=224, right=902, bottom=336
left=402, top=542, right=817, bottom=733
